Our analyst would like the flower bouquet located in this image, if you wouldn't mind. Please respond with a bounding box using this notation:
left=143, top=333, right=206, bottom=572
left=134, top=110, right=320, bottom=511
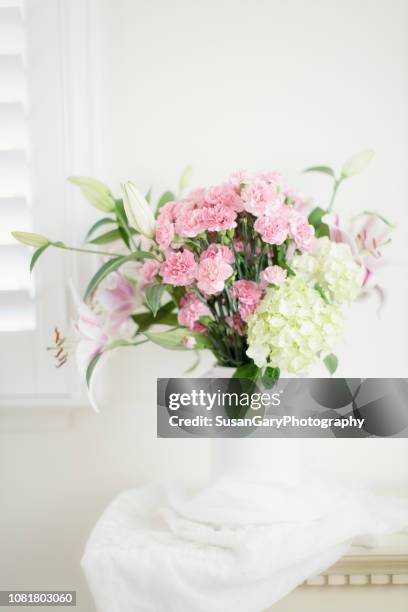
left=12, top=150, right=393, bottom=388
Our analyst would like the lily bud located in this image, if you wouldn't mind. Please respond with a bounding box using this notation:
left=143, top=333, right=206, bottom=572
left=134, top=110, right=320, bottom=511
left=341, top=149, right=374, bottom=179
left=122, top=181, right=156, bottom=238
left=12, top=231, right=50, bottom=248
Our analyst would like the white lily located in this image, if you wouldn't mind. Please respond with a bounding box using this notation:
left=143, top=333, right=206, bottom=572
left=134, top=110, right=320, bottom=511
left=122, top=181, right=156, bottom=238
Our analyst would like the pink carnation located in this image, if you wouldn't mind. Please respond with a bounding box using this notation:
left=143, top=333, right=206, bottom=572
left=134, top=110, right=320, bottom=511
left=175, top=201, right=206, bottom=238
left=260, top=265, right=287, bottom=287
left=178, top=292, right=210, bottom=331
left=254, top=213, right=288, bottom=245
left=254, top=171, right=284, bottom=187
left=201, top=203, right=237, bottom=232
left=140, top=259, right=161, bottom=283
left=205, top=183, right=244, bottom=212
left=229, top=169, right=253, bottom=190
left=155, top=215, right=175, bottom=249
left=196, top=257, right=233, bottom=295
left=200, top=244, right=234, bottom=264
left=188, top=188, right=207, bottom=205
left=158, top=200, right=178, bottom=222
left=291, top=221, right=314, bottom=251
left=281, top=206, right=314, bottom=251
left=160, top=249, right=197, bottom=286
left=231, top=280, right=262, bottom=322
left=285, top=190, right=308, bottom=213
left=241, top=177, right=284, bottom=217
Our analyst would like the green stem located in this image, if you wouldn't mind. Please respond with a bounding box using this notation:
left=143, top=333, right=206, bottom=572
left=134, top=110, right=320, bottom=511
left=52, top=242, right=125, bottom=258
left=328, top=178, right=342, bottom=213
left=115, top=208, right=139, bottom=251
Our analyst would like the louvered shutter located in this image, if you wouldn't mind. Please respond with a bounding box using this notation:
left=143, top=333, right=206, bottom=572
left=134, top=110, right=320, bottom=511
left=0, top=0, right=91, bottom=403
left=0, top=1, right=35, bottom=332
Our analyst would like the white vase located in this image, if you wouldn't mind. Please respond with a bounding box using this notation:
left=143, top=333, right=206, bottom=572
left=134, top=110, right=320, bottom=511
left=206, top=365, right=301, bottom=485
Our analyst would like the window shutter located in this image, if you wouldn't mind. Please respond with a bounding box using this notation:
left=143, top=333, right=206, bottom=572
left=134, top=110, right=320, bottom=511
left=0, top=0, right=92, bottom=404
left=0, top=1, right=35, bottom=331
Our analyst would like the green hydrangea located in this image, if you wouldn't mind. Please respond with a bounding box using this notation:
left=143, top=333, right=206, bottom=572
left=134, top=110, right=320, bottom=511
left=247, top=276, right=344, bottom=373
left=292, top=237, right=363, bottom=305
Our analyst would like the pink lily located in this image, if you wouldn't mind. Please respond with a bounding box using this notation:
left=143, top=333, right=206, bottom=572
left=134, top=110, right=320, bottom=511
left=322, top=212, right=356, bottom=252
left=75, top=305, right=109, bottom=375
left=97, top=273, right=141, bottom=334
left=323, top=212, right=392, bottom=314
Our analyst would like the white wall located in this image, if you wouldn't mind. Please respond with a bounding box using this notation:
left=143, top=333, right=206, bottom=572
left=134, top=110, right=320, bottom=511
left=1, top=1, right=408, bottom=610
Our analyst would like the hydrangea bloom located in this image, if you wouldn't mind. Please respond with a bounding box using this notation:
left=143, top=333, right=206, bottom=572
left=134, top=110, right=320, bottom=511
left=246, top=276, right=344, bottom=373
left=292, top=237, right=363, bottom=305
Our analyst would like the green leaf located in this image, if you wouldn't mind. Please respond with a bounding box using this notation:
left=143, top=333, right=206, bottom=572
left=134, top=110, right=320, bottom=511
left=307, top=207, right=330, bottom=237
left=117, top=226, right=130, bottom=248
left=198, top=315, right=213, bottom=327
left=341, top=149, right=374, bottom=179
left=261, top=367, right=280, bottom=388
left=132, top=301, right=176, bottom=332
left=114, top=198, right=126, bottom=220
left=88, top=228, right=124, bottom=245
left=83, top=250, right=154, bottom=302
left=232, top=362, right=260, bottom=380
left=315, top=223, right=330, bottom=237
left=144, top=328, right=190, bottom=350
left=30, top=243, right=50, bottom=273
left=178, top=165, right=193, bottom=193
left=88, top=227, right=138, bottom=245
left=156, top=191, right=176, bottom=214
left=68, top=176, right=115, bottom=212
left=145, top=284, right=165, bottom=317
left=12, top=231, right=50, bottom=248
left=323, top=353, right=338, bottom=375
left=308, top=206, right=327, bottom=229
left=86, top=352, right=102, bottom=388
left=303, top=166, right=336, bottom=178
left=145, top=187, right=152, bottom=204
left=85, top=217, right=116, bottom=242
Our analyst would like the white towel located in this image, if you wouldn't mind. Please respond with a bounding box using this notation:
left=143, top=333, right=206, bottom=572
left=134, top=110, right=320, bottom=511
left=82, top=478, right=408, bottom=612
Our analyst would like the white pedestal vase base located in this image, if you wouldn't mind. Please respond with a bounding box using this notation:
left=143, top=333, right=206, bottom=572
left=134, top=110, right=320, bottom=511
left=211, top=437, right=301, bottom=485
left=206, top=365, right=301, bottom=486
